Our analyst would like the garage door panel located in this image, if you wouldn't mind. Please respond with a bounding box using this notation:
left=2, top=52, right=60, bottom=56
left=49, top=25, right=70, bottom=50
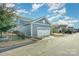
left=37, top=27, right=50, bottom=37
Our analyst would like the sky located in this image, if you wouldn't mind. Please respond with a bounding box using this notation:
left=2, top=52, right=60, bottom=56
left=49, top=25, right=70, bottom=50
left=6, top=3, right=79, bottom=29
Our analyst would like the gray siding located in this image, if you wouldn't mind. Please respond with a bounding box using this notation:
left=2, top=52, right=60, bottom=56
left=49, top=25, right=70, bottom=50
left=25, top=25, right=31, bottom=36
left=34, top=18, right=50, bottom=24
left=15, top=17, right=51, bottom=38
left=16, top=19, right=31, bottom=26
left=32, top=23, right=50, bottom=37
left=16, top=25, right=31, bottom=36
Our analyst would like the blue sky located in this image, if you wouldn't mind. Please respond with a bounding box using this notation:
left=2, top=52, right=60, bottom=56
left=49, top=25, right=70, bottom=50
left=15, top=3, right=79, bottom=29
left=16, top=3, right=49, bottom=19
left=66, top=3, right=79, bottom=19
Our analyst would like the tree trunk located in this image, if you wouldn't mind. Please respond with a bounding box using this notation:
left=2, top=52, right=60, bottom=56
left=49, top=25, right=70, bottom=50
left=0, top=32, right=3, bottom=38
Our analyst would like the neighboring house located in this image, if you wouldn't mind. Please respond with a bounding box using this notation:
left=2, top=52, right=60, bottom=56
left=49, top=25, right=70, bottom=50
left=53, top=25, right=67, bottom=33
left=53, top=24, right=76, bottom=33
left=12, top=17, right=51, bottom=38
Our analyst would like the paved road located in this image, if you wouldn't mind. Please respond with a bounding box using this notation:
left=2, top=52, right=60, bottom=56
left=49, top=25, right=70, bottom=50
left=0, top=33, right=79, bottom=56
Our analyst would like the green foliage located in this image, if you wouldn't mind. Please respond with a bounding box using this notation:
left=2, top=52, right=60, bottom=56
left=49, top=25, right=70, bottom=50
left=52, top=28, right=58, bottom=33
left=0, top=4, right=15, bottom=32
left=65, top=29, right=72, bottom=34
left=60, top=25, right=66, bottom=33
left=0, top=4, right=16, bottom=37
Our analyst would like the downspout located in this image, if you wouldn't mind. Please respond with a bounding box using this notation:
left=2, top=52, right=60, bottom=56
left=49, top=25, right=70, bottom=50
left=31, top=24, right=32, bottom=37
left=50, top=24, right=53, bottom=35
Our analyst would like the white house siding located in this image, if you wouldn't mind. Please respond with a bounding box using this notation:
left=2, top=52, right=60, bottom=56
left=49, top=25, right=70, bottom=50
left=31, top=23, right=50, bottom=38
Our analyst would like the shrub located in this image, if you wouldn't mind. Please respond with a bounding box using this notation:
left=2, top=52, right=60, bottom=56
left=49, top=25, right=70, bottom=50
left=52, top=28, right=58, bottom=33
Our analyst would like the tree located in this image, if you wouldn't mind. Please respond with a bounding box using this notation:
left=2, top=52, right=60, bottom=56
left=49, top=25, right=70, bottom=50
left=52, top=27, right=58, bottom=33
left=0, top=3, right=16, bottom=37
left=60, top=25, right=66, bottom=33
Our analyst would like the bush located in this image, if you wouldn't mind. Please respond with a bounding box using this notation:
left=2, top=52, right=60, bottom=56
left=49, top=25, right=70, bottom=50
left=52, top=28, right=58, bottom=33
left=65, top=29, right=72, bottom=34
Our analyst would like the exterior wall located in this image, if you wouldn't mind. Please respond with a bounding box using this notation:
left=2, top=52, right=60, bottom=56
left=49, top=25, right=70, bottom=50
left=16, top=19, right=31, bottom=26
left=32, top=23, right=50, bottom=38
left=17, top=24, right=31, bottom=36
left=34, top=18, right=50, bottom=24
left=15, top=17, right=51, bottom=38
left=25, top=25, right=31, bottom=36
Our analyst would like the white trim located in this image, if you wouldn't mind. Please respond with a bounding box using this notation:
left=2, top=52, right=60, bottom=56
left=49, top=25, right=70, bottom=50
left=33, top=23, right=50, bottom=26
left=32, top=17, right=44, bottom=23
left=43, top=20, right=45, bottom=24
left=45, top=18, right=51, bottom=25
left=32, top=17, right=51, bottom=25
left=32, top=17, right=49, bottom=24
left=31, top=24, right=32, bottom=36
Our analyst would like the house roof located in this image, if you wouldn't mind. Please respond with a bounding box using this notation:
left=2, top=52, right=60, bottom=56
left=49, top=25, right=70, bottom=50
left=8, top=16, right=51, bottom=33
left=20, top=17, right=32, bottom=22
left=32, top=16, right=51, bottom=25
left=19, top=16, right=51, bottom=24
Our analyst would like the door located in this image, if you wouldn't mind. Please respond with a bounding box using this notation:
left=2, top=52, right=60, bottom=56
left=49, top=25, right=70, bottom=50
left=37, top=27, right=50, bottom=37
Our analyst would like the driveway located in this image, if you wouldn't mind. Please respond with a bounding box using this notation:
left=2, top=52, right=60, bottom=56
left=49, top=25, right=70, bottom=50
left=0, top=33, right=79, bottom=56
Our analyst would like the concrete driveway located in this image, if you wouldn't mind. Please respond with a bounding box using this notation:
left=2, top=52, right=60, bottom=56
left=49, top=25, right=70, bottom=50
left=0, top=33, right=79, bottom=56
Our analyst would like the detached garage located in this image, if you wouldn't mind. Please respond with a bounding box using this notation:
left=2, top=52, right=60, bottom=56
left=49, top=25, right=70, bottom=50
left=37, top=27, right=50, bottom=37
left=31, top=17, right=51, bottom=38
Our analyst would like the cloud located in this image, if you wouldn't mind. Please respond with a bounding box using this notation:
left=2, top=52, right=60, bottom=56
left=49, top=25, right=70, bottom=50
left=53, top=8, right=66, bottom=15
left=48, top=3, right=65, bottom=11
left=48, top=14, right=62, bottom=21
left=6, top=3, right=15, bottom=7
left=47, top=14, right=51, bottom=18
left=47, top=3, right=66, bottom=22
left=67, top=20, right=79, bottom=24
left=47, top=3, right=79, bottom=27
left=48, top=8, right=66, bottom=21
left=63, top=16, right=79, bottom=24
left=16, top=9, right=29, bottom=15
left=31, top=3, right=44, bottom=12
left=72, top=20, right=79, bottom=23
left=57, top=20, right=69, bottom=25
left=51, top=15, right=79, bottom=27
left=56, top=17, right=79, bottom=26
left=64, top=16, right=70, bottom=20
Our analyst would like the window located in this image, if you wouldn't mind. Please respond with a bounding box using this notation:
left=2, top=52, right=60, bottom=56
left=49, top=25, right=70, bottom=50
left=43, top=20, right=45, bottom=24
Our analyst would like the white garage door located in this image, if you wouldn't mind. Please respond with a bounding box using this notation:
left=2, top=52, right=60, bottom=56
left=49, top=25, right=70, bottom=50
left=37, top=27, right=50, bottom=37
